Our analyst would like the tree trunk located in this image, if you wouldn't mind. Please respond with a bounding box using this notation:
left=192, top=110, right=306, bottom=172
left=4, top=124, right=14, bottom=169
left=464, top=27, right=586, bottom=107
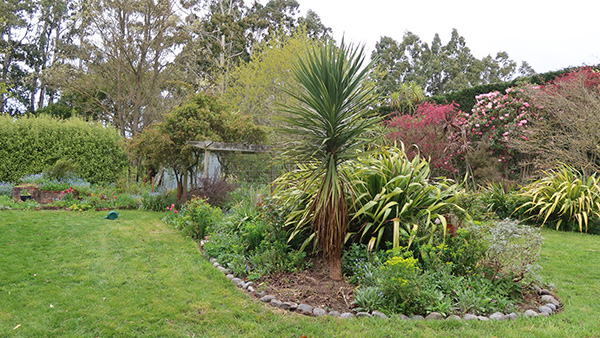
left=328, top=252, right=343, bottom=281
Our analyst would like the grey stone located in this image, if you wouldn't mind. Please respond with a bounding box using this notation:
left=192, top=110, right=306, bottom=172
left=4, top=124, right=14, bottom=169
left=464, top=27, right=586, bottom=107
left=410, top=315, right=424, bottom=320
left=270, top=299, right=282, bottom=308
left=463, top=314, right=478, bottom=321
left=477, top=316, right=489, bottom=321
left=489, top=312, right=506, bottom=320
left=506, top=312, right=518, bottom=320
left=231, top=278, right=243, bottom=285
left=256, top=291, right=266, bottom=297
left=395, top=314, right=410, bottom=320
left=545, top=303, right=557, bottom=311
left=313, top=308, right=327, bottom=316
left=371, top=310, right=388, bottom=319
left=247, top=286, right=255, bottom=293
left=356, top=312, right=372, bottom=318
left=340, top=312, right=355, bottom=319
left=278, top=302, right=291, bottom=310
left=259, top=295, right=275, bottom=302
left=245, top=281, right=254, bottom=288
left=446, top=315, right=462, bottom=321
left=533, top=285, right=543, bottom=294
left=283, top=302, right=298, bottom=310
left=540, top=289, right=552, bottom=296
left=209, top=258, right=217, bottom=263
left=297, top=303, right=313, bottom=314
left=225, top=274, right=234, bottom=280
left=425, top=312, right=444, bottom=320
left=213, top=262, right=220, bottom=267
left=524, top=309, right=538, bottom=318
left=541, top=295, right=560, bottom=307
left=539, top=311, right=550, bottom=317
left=328, top=311, right=341, bottom=317
left=539, top=305, right=553, bottom=314
left=217, top=266, right=227, bottom=273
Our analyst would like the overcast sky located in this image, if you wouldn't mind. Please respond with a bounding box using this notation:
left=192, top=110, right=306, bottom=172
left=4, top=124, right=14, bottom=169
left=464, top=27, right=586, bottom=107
left=292, top=0, right=600, bottom=73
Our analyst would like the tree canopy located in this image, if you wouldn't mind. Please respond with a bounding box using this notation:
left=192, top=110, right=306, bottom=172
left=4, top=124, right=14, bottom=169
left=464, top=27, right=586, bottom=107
left=371, top=29, right=535, bottom=97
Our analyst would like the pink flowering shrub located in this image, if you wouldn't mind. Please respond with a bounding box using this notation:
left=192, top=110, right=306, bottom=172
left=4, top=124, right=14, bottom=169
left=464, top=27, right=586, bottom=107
left=387, top=102, right=466, bottom=177
left=464, top=85, right=537, bottom=153
left=461, top=84, right=538, bottom=179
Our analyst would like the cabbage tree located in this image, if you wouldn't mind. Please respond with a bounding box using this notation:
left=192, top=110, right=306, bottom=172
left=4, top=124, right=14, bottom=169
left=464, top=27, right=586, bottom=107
left=278, top=41, right=380, bottom=280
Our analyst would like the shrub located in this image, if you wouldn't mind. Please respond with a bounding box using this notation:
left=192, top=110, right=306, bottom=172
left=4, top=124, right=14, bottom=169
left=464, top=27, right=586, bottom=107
left=519, top=164, right=600, bottom=232
left=386, top=102, right=466, bottom=178
left=178, top=197, right=223, bottom=241
left=476, top=219, right=543, bottom=283
left=462, top=84, right=537, bottom=180
left=0, top=115, right=128, bottom=184
left=511, top=68, right=600, bottom=175
left=184, top=178, right=237, bottom=208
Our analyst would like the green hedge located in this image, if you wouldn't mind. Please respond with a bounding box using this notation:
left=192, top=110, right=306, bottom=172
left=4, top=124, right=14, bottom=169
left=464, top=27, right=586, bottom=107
left=431, top=65, right=599, bottom=112
left=0, top=115, right=128, bottom=183
left=377, top=65, right=599, bottom=116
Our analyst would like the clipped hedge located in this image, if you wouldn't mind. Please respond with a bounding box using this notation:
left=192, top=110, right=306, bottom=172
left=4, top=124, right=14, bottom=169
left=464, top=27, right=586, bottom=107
left=0, top=115, right=128, bottom=183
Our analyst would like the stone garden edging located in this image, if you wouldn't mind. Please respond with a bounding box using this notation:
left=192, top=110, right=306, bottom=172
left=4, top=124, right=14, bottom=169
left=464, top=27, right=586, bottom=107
left=201, top=241, right=561, bottom=321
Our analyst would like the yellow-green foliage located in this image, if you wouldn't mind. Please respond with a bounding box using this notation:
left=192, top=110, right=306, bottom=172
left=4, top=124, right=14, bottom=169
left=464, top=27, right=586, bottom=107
left=223, top=27, right=324, bottom=130
left=0, top=115, right=128, bottom=183
left=519, top=164, right=600, bottom=232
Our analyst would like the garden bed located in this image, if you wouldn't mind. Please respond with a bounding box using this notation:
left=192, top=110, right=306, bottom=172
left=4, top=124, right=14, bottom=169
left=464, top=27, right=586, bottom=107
left=253, top=258, right=355, bottom=314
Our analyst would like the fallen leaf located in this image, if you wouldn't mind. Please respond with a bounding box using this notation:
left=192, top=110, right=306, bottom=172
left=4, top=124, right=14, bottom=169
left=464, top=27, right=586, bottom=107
left=50, top=304, right=54, bottom=308
left=13, top=324, right=21, bottom=330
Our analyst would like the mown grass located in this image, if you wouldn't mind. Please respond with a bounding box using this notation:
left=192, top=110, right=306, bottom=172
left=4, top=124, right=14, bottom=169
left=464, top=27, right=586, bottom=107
left=1, top=210, right=599, bottom=337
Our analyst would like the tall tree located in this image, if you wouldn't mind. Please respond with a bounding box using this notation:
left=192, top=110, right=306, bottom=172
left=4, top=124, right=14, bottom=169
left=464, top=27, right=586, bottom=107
left=222, top=27, right=324, bottom=130
left=0, top=0, right=36, bottom=114
left=371, top=29, right=535, bottom=97
left=48, top=0, right=183, bottom=136
left=174, top=0, right=330, bottom=94
left=279, top=41, right=380, bottom=280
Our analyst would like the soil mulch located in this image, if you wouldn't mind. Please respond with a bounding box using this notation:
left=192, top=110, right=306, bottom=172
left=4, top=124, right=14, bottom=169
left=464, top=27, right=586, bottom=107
left=252, top=259, right=356, bottom=314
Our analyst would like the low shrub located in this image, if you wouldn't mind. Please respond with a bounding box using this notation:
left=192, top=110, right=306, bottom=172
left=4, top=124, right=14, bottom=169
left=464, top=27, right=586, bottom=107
left=164, top=197, right=223, bottom=241
left=197, top=199, right=308, bottom=279
left=140, top=190, right=179, bottom=212
left=184, top=178, right=237, bottom=208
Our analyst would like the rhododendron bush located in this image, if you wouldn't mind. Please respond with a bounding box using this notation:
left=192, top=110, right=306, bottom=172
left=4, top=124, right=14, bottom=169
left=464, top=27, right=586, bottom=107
left=461, top=84, right=537, bottom=179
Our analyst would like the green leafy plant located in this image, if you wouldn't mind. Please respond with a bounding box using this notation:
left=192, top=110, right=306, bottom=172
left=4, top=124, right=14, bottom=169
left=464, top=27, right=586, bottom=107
left=519, top=164, right=600, bottom=232
left=352, top=286, right=385, bottom=313
left=351, top=144, right=463, bottom=250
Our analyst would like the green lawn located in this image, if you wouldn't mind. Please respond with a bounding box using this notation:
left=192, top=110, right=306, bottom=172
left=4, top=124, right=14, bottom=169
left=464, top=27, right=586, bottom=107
left=1, top=210, right=599, bottom=337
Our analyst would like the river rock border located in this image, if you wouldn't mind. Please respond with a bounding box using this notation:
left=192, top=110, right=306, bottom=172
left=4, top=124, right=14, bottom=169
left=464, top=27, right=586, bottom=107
left=203, top=243, right=561, bottom=320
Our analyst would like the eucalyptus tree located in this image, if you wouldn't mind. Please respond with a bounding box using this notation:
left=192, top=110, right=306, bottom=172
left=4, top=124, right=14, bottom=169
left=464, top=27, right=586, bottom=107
left=371, top=29, right=535, bottom=97
left=279, top=41, right=380, bottom=280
